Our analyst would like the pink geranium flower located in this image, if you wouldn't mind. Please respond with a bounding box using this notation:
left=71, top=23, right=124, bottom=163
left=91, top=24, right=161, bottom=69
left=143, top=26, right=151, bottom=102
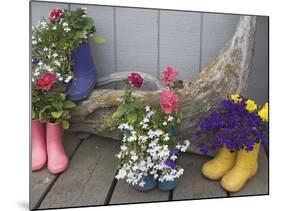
left=48, top=8, right=64, bottom=23
left=161, top=66, right=179, bottom=86
left=128, top=72, right=144, bottom=89
left=160, top=90, right=179, bottom=114
left=35, top=73, right=57, bottom=91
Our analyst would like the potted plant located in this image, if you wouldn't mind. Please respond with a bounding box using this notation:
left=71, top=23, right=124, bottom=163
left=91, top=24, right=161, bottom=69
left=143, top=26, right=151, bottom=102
left=195, top=95, right=268, bottom=192
left=108, top=67, right=190, bottom=191
left=32, top=7, right=106, bottom=101
left=32, top=71, right=75, bottom=174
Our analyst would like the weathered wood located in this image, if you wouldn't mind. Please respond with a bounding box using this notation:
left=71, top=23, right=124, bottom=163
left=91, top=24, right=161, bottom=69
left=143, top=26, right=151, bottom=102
left=96, top=71, right=162, bottom=90
left=30, top=132, right=82, bottom=209
left=110, top=180, right=169, bottom=204
left=230, top=147, right=269, bottom=196
left=173, top=153, right=227, bottom=200
left=39, top=135, right=120, bottom=209
left=69, top=16, right=257, bottom=155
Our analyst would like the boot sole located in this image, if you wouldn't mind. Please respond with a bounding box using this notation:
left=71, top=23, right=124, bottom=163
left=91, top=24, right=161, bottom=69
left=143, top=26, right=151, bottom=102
left=220, top=169, right=258, bottom=193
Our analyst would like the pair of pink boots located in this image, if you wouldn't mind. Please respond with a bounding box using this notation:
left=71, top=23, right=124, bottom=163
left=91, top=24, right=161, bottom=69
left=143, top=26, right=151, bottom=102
left=32, top=120, right=69, bottom=174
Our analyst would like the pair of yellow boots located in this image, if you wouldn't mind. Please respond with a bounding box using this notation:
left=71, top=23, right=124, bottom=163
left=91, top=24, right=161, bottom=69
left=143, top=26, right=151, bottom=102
left=202, top=143, right=260, bottom=192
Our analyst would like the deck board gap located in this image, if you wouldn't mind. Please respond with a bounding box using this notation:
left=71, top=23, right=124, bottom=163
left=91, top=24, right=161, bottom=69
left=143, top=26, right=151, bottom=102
left=34, top=139, right=84, bottom=209
left=168, top=190, right=173, bottom=201
left=104, top=171, right=118, bottom=205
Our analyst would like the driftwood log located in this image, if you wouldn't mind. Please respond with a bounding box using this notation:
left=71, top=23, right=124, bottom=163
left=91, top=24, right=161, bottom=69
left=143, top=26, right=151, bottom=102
left=69, top=16, right=257, bottom=155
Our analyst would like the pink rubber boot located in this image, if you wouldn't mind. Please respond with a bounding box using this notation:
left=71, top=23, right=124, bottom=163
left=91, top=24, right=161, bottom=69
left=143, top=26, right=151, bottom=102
left=32, top=120, right=47, bottom=171
left=46, top=122, right=69, bottom=174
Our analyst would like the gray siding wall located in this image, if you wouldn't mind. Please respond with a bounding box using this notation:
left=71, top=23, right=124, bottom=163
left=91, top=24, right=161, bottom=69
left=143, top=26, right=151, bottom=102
left=31, top=1, right=269, bottom=105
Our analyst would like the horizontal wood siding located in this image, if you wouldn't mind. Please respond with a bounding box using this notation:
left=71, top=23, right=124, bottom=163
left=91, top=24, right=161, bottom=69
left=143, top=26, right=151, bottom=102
left=31, top=2, right=268, bottom=103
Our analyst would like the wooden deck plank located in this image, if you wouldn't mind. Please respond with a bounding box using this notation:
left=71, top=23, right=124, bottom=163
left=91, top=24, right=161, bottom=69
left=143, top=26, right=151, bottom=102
left=39, top=135, right=120, bottom=209
left=230, top=147, right=269, bottom=196
left=173, top=153, right=227, bottom=200
left=110, top=180, right=169, bottom=205
left=30, top=132, right=82, bottom=209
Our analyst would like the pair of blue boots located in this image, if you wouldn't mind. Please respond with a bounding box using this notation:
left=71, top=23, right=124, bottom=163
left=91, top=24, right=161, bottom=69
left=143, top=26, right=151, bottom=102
left=134, top=175, right=177, bottom=192
left=67, top=42, right=96, bottom=101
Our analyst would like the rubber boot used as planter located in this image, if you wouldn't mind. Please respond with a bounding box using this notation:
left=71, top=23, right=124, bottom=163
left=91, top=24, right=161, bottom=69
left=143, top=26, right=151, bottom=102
left=221, top=143, right=260, bottom=192
left=32, top=120, right=47, bottom=171
left=46, top=122, right=69, bottom=174
left=67, top=42, right=97, bottom=101
left=133, top=175, right=157, bottom=192
left=201, top=145, right=237, bottom=180
left=158, top=179, right=177, bottom=191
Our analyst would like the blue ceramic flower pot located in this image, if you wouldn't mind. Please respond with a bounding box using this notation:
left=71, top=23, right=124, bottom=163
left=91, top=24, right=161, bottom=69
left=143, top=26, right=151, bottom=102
left=133, top=175, right=157, bottom=192
left=67, top=42, right=97, bottom=101
left=158, top=179, right=177, bottom=191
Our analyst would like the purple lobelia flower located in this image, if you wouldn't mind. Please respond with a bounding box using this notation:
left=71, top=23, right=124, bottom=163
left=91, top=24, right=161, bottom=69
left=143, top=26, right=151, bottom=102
left=165, top=160, right=176, bottom=169
left=194, top=96, right=268, bottom=154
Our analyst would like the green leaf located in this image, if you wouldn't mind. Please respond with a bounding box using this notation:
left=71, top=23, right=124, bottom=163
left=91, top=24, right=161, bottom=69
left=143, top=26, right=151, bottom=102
left=62, top=120, right=70, bottom=129
left=127, top=112, right=137, bottom=124
left=51, top=102, right=63, bottom=110
left=63, top=100, right=76, bottom=109
left=115, top=103, right=128, bottom=118
left=51, top=110, right=63, bottom=118
left=32, top=109, right=36, bottom=119
left=39, top=105, right=51, bottom=122
left=93, top=35, right=107, bottom=44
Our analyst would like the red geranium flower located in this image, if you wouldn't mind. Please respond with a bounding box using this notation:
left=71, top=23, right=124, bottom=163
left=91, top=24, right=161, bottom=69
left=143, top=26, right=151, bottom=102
left=160, top=90, right=179, bottom=114
left=128, top=72, right=144, bottom=89
left=161, top=66, right=179, bottom=86
left=48, top=8, right=64, bottom=23
left=35, top=73, right=57, bottom=91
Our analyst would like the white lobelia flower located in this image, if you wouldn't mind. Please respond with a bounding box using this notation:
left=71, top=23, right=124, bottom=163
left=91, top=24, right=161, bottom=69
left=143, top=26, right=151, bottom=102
left=143, top=117, right=149, bottom=123
left=64, top=75, right=72, bottom=83
left=170, top=154, right=177, bottom=161
left=52, top=26, right=57, bottom=30
left=138, top=181, right=145, bottom=187
left=82, top=14, right=87, bottom=18
left=184, top=140, right=191, bottom=148
left=64, top=27, right=71, bottom=32
left=163, top=121, right=167, bottom=126
left=58, top=77, right=63, bottom=81
left=116, top=169, right=127, bottom=179
left=51, top=43, right=56, bottom=47
left=168, top=116, right=174, bottom=122
left=54, top=60, right=61, bottom=66
left=120, top=145, right=127, bottom=152
left=40, top=21, right=47, bottom=28
left=62, top=22, right=69, bottom=27
left=32, top=40, right=37, bottom=45
left=164, top=133, right=170, bottom=141
left=145, top=105, right=150, bottom=112
left=52, top=53, right=58, bottom=58
left=38, top=61, right=43, bottom=66
left=131, top=154, right=138, bottom=161
left=142, top=124, right=148, bottom=129
left=43, top=47, right=48, bottom=52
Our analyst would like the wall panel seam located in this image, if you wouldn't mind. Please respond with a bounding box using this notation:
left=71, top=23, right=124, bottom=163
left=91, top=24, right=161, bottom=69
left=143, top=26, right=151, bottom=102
left=157, top=10, right=160, bottom=79
left=199, top=13, right=204, bottom=72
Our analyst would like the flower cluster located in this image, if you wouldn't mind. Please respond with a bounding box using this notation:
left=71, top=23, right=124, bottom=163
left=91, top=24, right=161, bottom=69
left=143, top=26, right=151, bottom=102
left=116, top=106, right=190, bottom=185
left=32, top=7, right=96, bottom=83
left=111, top=69, right=188, bottom=187
left=31, top=8, right=95, bottom=127
left=195, top=95, right=269, bottom=154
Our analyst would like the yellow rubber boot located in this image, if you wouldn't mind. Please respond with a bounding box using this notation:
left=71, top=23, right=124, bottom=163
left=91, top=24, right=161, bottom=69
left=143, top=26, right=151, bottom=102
left=221, top=143, right=260, bottom=192
left=201, top=145, right=237, bottom=180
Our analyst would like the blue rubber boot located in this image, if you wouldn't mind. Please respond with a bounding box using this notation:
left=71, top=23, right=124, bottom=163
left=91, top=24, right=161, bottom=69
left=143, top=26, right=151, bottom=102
left=133, top=175, right=157, bottom=192
left=67, top=42, right=96, bottom=101
left=158, top=179, right=177, bottom=191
